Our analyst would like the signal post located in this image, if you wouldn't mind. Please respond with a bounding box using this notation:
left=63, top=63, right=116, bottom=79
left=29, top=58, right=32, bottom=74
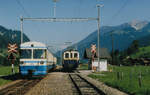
left=8, top=44, right=18, bottom=74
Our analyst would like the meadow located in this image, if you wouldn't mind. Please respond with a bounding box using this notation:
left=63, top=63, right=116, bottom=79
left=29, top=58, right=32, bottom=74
left=78, top=64, right=89, bottom=70
left=88, top=65, right=150, bottom=95
left=0, top=66, right=18, bottom=86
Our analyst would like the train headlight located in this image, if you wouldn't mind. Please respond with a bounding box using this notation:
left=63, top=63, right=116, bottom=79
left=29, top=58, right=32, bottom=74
left=40, top=61, right=44, bottom=64
left=20, top=61, right=24, bottom=64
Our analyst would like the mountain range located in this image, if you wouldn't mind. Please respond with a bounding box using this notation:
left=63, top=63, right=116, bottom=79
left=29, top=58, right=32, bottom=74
left=72, top=20, right=150, bottom=59
left=2, top=20, right=149, bottom=61
left=0, top=25, right=30, bottom=48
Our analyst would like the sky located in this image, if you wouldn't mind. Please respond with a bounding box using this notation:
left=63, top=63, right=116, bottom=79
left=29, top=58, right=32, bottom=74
left=0, top=0, right=150, bottom=49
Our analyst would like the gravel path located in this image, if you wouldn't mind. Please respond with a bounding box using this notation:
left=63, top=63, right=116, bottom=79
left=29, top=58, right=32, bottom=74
left=25, top=72, right=75, bottom=95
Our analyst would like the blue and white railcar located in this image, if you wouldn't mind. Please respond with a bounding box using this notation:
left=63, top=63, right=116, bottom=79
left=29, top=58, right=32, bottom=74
left=19, top=41, right=56, bottom=76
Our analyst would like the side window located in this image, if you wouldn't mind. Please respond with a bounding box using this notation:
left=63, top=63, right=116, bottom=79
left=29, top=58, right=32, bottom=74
left=74, top=53, right=78, bottom=58
left=65, top=53, right=69, bottom=58
left=33, top=49, right=46, bottom=59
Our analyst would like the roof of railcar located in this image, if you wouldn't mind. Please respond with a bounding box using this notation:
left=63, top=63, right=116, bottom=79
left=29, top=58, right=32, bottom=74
left=63, top=49, right=79, bottom=53
left=20, top=41, right=47, bottom=49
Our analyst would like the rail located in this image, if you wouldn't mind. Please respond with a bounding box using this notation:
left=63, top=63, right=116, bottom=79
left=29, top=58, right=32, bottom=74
left=69, top=73, right=105, bottom=95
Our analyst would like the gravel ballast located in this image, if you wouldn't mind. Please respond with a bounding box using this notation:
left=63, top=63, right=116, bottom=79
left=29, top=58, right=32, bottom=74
left=25, top=72, right=75, bottom=95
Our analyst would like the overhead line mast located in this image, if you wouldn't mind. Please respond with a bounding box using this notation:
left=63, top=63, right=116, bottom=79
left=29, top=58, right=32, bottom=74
left=97, top=4, right=103, bottom=71
left=53, top=0, right=59, bottom=17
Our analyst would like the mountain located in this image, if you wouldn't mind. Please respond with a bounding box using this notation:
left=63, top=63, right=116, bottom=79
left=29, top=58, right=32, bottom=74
left=138, top=34, right=150, bottom=47
left=0, top=25, right=30, bottom=48
left=0, top=25, right=30, bottom=65
left=129, top=20, right=149, bottom=30
left=73, top=21, right=150, bottom=59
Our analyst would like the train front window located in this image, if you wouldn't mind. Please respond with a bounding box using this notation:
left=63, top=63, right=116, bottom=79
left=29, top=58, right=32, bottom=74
left=65, top=53, right=69, bottom=58
left=74, top=53, right=78, bottom=58
left=33, top=49, right=46, bottom=59
left=20, top=49, right=32, bottom=59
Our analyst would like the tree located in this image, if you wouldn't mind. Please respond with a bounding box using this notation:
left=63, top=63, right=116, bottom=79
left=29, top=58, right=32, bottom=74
left=127, top=40, right=139, bottom=55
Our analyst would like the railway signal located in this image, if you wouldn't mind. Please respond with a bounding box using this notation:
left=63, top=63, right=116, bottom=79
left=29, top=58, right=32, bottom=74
left=8, top=43, right=18, bottom=53
left=91, top=44, right=96, bottom=54
left=7, top=43, right=18, bottom=74
left=91, top=44, right=96, bottom=62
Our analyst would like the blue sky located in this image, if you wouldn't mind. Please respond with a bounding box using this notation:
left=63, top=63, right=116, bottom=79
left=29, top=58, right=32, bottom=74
left=0, top=0, right=150, bottom=48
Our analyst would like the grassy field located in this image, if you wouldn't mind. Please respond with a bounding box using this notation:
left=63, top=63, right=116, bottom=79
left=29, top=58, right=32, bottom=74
left=88, top=65, right=150, bottom=95
left=0, top=66, right=18, bottom=86
left=78, top=64, right=89, bottom=70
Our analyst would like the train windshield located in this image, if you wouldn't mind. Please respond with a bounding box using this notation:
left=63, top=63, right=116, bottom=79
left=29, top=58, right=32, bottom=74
left=74, top=53, right=78, bottom=58
left=65, top=53, right=69, bottom=58
left=20, top=49, right=32, bottom=59
left=33, top=49, right=46, bottom=59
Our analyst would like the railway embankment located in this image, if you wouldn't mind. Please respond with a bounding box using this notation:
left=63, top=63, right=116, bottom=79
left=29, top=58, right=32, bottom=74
left=0, top=80, right=22, bottom=91
left=79, top=70, right=128, bottom=95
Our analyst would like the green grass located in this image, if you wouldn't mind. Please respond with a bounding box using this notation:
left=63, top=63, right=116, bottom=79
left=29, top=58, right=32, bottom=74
left=131, top=46, right=150, bottom=59
left=0, top=66, right=18, bottom=86
left=78, top=64, right=88, bottom=70
left=88, top=66, right=150, bottom=95
left=0, top=66, right=18, bottom=75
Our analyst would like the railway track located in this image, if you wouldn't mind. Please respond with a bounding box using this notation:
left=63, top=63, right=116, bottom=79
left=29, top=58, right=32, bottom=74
left=69, top=73, right=105, bottom=95
left=0, top=79, right=41, bottom=95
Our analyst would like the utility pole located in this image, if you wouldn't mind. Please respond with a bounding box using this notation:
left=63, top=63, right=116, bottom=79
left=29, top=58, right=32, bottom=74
left=53, top=0, right=59, bottom=18
left=111, top=31, right=114, bottom=65
left=96, top=4, right=103, bottom=71
left=20, top=16, right=23, bottom=44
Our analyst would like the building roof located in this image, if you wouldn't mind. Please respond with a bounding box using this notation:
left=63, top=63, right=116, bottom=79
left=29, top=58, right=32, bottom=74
left=84, top=48, right=111, bottom=59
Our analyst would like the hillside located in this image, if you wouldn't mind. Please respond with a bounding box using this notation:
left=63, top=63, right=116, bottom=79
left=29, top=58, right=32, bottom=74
left=0, top=25, right=29, bottom=48
left=0, top=25, right=30, bottom=65
left=138, top=34, right=150, bottom=46
left=73, top=21, right=150, bottom=58
left=130, top=46, right=150, bottom=59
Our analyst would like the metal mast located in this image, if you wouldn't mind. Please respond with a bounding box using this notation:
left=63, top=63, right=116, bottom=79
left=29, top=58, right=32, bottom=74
left=53, top=0, right=59, bottom=17
left=97, top=4, right=103, bottom=71
left=20, top=16, right=23, bottom=44
left=111, top=31, right=114, bottom=65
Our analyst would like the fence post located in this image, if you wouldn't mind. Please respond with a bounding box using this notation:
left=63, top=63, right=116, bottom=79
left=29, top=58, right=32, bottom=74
left=146, top=69, right=148, bottom=74
left=117, top=72, right=120, bottom=80
left=138, top=72, right=142, bottom=88
left=121, top=72, right=123, bottom=80
left=129, top=71, right=132, bottom=87
left=146, top=89, right=149, bottom=95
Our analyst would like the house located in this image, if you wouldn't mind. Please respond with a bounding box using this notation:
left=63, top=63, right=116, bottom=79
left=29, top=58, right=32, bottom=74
left=84, top=48, right=111, bottom=71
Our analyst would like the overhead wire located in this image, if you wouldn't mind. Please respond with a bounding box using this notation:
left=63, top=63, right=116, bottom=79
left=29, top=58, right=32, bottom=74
left=15, top=0, right=30, bottom=17
left=103, top=0, right=130, bottom=53
left=105, top=0, right=130, bottom=25
left=15, top=0, right=41, bottom=42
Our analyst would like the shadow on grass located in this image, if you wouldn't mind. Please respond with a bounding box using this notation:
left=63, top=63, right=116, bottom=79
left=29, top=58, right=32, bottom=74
left=0, top=73, right=22, bottom=81
left=0, top=73, right=44, bottom=80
